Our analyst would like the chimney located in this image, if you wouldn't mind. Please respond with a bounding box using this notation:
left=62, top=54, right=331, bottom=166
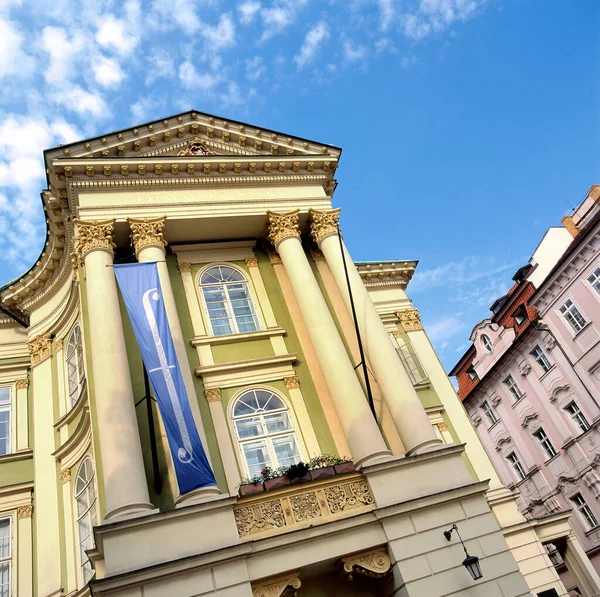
left=561, top=215, right=579, bottom=238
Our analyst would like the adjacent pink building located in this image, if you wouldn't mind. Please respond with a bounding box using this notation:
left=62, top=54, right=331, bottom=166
left=451, top=186, right=600, bottom=594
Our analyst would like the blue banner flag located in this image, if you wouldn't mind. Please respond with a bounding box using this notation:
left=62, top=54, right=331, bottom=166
left=114, top=262, right=216, bottom=494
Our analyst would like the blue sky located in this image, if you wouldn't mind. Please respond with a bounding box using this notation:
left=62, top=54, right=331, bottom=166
left=0, top=0, right=597, bottom=372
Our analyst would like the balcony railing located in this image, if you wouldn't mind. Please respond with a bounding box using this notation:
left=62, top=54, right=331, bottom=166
left=233, top=472, right=375, bottom=541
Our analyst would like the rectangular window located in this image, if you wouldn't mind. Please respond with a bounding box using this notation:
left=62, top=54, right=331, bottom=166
left=0, top=517, right=10, bottom=597
left=531, top=346, right=552, bottom=374
left=587, top=266, right=600, bottom=295
left=467, top=366, right=478, bottom=381
left=565, top=402, right=591, bottom=434
left=559, top=299, right=587, bottom=333
left=393, top=336, right=428, bottom=385
left=513, top=304, right=529, bottom=326
left=481, top=401, right=498, bottom=427
left=503, top=375, right=523, bottom=401
left=507, top=451, right=526, bottom=481
left=533, top=428, right=557, bottom=459
left=0, top=387, right=11, bottom=456
left=571, top=493, right=599, bottom=530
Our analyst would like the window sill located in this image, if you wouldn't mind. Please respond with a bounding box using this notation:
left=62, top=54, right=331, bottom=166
left=191, top=327, right=286, bottom=346
left=584, top=524, right=600, bottom=537
left=487, top=420, right=501, bottom=431
left=0, top=449, right=33, bottom=464
left=573, top=321, right=593, bottom=340
left=539, top=364, right=556, bottom=381
left=511, top=394, right=527, bottom=408
left=543, top=452, right=561, bottom=466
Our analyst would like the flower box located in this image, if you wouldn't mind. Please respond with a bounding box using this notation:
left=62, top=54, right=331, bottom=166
left=334, top=462, right=356, bottom=475
left=239, top=482, right=264, bottom=497
left=289, top=472, right=312, bottom=485
left=309, top=466, right=335, bottom=481
left=264, top=475, right=291, bottom=491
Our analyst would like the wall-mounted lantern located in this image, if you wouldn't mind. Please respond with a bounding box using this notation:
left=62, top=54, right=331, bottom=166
left=443, top=524, right=483, bottom=581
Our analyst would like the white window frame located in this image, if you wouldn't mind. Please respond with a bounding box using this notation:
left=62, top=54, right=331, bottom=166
left=586, top=265, right=600, bottom=296
left=0, top=386, right=12, bottom=457
left=533, top=428, right=557, bottom=459
left=230, top=388, right=305, bottom=478
left=74, top=456, right=98, bottom=586
left=558, top=298, right=588, bottom=334
left=481, top=334, right=493, bottom=352
left=391, top=334, right=428, bottom=385
left=66, top=324, right=86, bottom=409
left=531, top=345, right=552, bottom=374
left=481, top=401, right=498, bottom=427
left=0, top=516, right=11, bottom=597
left=503, top=375, right=523, bottom=402
left=565, top=401, right=591, bottom=434
left=507, top=451, right=526, bottom=481
left=571, top=493, right=599, bottom=530
left=512, top=305, right=528, bottom=326
left=198, top=264, right=261, bottom=337
left=467, top=366, right=478, bottom=381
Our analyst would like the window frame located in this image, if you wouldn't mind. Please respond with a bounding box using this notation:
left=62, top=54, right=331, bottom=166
left=0, top=516, right=11, bottom=597
left=481, top=334, right=493, bottom=353
left=530, top=345, right=552, bottom=374
left=558, top=298, right=588, bottom=334
left=571, top=493, right=599, bottom=530
left=391, top=333, right=428, bottom=385
left=532, top=427, right=557, bottom=460
left=512, top=304, right=529, bottom=327
left=565, top=401, right=591, bottom=434
left=66, top=323, right=86, bottom=409
left=507, top=451, right=527, bottom=481
left=74, top=456, right=98, bottom=586
left=0, top=386, right=12, bottom=457
left=467, top=366, right=478, bottom=381
left=586, top=265, right=600, bottom=297
left=230, top=388, right=305, bottom=478
left=481, top=400, right=498, bottom=427
left=197, top=264, right=261, bottom=337
left=503, top=375, right=523, bottom=402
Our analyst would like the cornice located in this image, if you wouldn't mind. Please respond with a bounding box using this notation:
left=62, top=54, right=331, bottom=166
left=356, top=261, right=417, bottom=290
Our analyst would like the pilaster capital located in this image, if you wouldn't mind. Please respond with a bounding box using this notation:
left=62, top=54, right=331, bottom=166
left=341, top=548, right=391, bottom=580
left=245, top=257, right=259, bottom=268
left=128, top=216, right=167, bottom=256
left=27, top=332, right=52, bottom=365
left=74, top=219, right=116, bottom=260
left=309, top=208, right=341, bottom=245
left=252, top=573, right=301, bottom=597
left=15, top=379, right=29, bottom=390
left=177, top=261, right=192, bottom=273
left=60, top=468, right=72, bottom=484
left=205, top=388, right=222, bottom=403
left=396, top=308, right=422, bottom=331
left=266, top=210, right=300, bottom=248
left=17, top=504, right=33, bottom=519
left=283, top=375, right=300, bottom=390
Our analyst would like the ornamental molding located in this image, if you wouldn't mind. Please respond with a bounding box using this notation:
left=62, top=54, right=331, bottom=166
left=28, top=332, right=52, bottom=365
left=437, top=422, right=449, bottom=432
left=544, top=335, right=557, bottom=351
left=252, top=573, right=301, bottom=597
left=490, top=393, right=502, bottom=407
left=15, top=379, right=29, bottom=390
left=396, top=308, right=422, bottom=331
left=341, top=548, right=391, bottom=581
left=518, top=361, right=531, bottom=377
left=74, top=219, right=116, bottom=259
left=495, top=436, right=512, bottom=452
left=309, top=208, right=340, bottom=245
left=53, top=338, right=64, bottom=353
left=204, top=388, right=222, bottom=403
left=521, top=412, right=539, bottom=429
left=245, top=257, right=259, bottom=268
left=309, top=246, right=325, bottom=261
left=472, top=414, right=482, bottom=428
left=60, top=468, right=72, bottom=484
left=283, top=376, right=300, bottom=390
left=267, top=250, right=282, bottom=265
left=266, top=210, right=300, bottom=249
left=550, top=383, right=571, bottom=403
left=17, top=504, right=33, bottom=519
left=128, top=215, right=167, bottom=255
left=392, top=330, right=403, bottom=339
left=177, top=261, right=192, bottom=273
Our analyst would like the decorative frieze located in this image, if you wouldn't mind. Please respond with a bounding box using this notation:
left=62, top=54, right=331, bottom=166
left=252, top=573, right=301, bottom=597
left=204, top=388, right=222, bottom=403
left=266, top=210, right=300, bottom=249
left=28, top=332, right=52, bottom=365
left=60, top=468, right=72, bottom=484
left=15, top=379, right=29, bottom=390
left=283, top=376, right=300, bottom=390
left=341, top=548, right=391, bottom=580
left=177, top=261, right=192, bottom=273
left=396, top=308, right=423, bottom=331
left=309, top=208, right=340, bottom=245
left=245, top=257, right=259, bottom=268
left=234, top=475, right=375, bottom=539
left=74, top=219, right=116, bottom=259
left=17, top=505, right=33, bottom=519
left=128, top=216, right=167, bottom=255
left=53, top=338, right=64, bottom=353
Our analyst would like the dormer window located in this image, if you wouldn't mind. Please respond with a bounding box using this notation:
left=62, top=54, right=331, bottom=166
left=481, top=334, right=492, bottom=352
left=467, top=366, right=478, bottom=381
left=512, top=305, right=528, bottom=327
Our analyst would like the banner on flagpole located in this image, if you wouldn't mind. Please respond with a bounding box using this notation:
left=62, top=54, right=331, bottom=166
left=114, top=262, right=216, bottom=494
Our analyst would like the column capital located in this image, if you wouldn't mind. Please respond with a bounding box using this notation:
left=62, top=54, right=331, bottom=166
left=266, top=210, right=300, bottom=248
left=60, top=468, right=71, bottom=484
left=74, top=219, right=116, bottom=260
left=17, top=504, right=33, bottom=519
left=205, top=388, right=222, bottom=403
left=396, top=308, right=422, bottom=331
left=15, top=379, right=29, bottom=390
left=252, top=573, right=301, bottom=597
left=27, top=332, right=52, bottom=366
left=283, top=375, right=300, bottom=390
left=177, top=261, right=192, bottom=273
left=128, top=216, right=167, bottom=256
left=309, top=208, right=341, bottom=245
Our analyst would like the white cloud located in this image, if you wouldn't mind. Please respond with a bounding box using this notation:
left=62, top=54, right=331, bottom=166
left=0, top=18, right=34, bottom=79
left=41, top=26, right=84, bottom=84
left=54, top=85, right=109, bottom=118
left=145, top=50, right=175, bottom=86
left=149, top=0, right=202, bottom=34
left=400, top=55, right=418, bottom=68
left=93, top=56, right=125, bottom=87
left=178, top=60, right=220, bottom=90
left=378, top=0, right=395, bottom=31
left=343, top=40, right=366, bottom=63
left=238, top=0, right=261, bottom=25
left=375, top=37, right=396, bottom=53
left=96, top=13, right=139, bottom=55
left=424, top=314, right=465, bottom=345
left=294, top=21, right=330, bottom=69
left=202, top=13, right=236, bottom=51
left=260, top=5, right=295, bottom=41
left=402, top=0, right=480, bottom=40
left=246, top=56, right=266, bottom=81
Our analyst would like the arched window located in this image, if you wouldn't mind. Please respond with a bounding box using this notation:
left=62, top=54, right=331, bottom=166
left=481, top=334, right=493, bottom=352
left=66, top=324, right=85, bottom=407
left=233, top=389, right=301, bottom=477
left=74, top=457, right=97, bottom=584
left=200, top=266, right=260, bottom=336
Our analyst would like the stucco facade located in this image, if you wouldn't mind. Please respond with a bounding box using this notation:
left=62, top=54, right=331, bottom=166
left=452, top=186, right=600, bottom=596
left=0, top=111, right=593, bottom=597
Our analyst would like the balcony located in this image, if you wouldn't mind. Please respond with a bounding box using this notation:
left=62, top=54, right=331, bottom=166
left=233, top=472, right=375, bottom=540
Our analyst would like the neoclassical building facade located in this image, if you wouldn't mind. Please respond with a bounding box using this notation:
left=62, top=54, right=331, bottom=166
left=0, top=111, right=596, bottom=597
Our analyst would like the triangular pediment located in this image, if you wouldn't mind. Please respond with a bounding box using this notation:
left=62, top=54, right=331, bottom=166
left=44, top=109, right=341, bottom=164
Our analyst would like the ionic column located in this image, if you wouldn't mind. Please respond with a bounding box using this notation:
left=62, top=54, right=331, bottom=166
left=129, top=216, right=220, bottom=504
left=266, top=210, right=390, bottom=466
left=74, top=219, right=154, bottom=521
left=310, top=209, right=441, bottom=455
